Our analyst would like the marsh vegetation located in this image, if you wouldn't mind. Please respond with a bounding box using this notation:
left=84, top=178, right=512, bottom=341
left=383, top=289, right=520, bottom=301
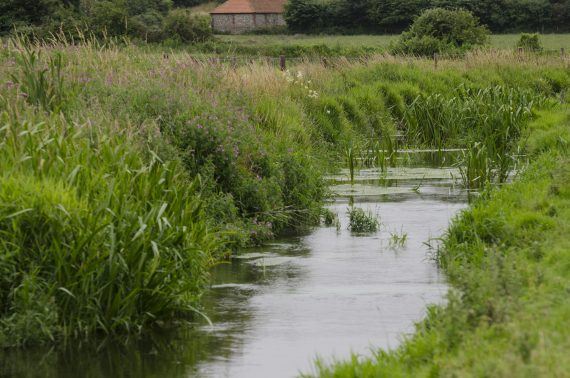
left=0, top=28, right=568, bottom=377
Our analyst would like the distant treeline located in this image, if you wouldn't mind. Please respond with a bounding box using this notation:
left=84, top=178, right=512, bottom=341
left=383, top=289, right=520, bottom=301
left=0, top=0, right=218, bottom=38
left=2, top=0, right=569, bottom=38
left=285, top=0, right=570, bottom=34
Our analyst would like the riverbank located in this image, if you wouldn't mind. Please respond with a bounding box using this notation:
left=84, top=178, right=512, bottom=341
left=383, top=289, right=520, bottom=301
left=314, top=107, right=570, bottom=376
left=0, top=39, right=568, bottom=347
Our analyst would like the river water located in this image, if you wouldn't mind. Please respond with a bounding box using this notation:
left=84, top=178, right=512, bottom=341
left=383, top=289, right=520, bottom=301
left=1, top=165, right=467, bottom=378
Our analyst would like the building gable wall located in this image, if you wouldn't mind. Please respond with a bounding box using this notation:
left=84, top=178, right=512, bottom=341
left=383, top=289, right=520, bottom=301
left=212, top=13, right=285, bottom=33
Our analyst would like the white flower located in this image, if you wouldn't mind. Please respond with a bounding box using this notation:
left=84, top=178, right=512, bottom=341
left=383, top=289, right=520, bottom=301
left=297, top=71, right=303, bottom=79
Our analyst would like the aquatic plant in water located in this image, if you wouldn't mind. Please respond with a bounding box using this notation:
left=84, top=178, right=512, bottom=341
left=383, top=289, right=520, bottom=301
left=347, top=207, right=379, bottom=233
left=389, top=228, right=408, bottom=248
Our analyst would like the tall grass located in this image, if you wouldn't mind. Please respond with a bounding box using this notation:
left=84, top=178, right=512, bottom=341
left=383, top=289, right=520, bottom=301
left=0, top=50, right=222, bottom=346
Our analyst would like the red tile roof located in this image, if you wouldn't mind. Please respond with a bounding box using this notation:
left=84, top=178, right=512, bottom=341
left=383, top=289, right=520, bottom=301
left=211, top=0, right=287, bottom=14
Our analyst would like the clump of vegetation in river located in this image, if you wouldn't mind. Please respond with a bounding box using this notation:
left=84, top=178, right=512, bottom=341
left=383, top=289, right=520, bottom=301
left=388, top=228, right=408, bottom=249
left=347, top=208, right=379, bottom=233
left=321, top=209, right=339, bottom=228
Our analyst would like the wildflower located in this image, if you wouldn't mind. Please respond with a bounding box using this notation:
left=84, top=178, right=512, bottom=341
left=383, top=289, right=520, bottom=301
left=297, top=71, right=303, bottom=79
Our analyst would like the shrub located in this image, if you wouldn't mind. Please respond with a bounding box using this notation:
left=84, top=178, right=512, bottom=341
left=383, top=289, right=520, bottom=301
left=163, top=9, right=211, bottom=43
left=347, top=207, right=379, bottom=233
left=89, top=1, right=129, bottom=37
left=516, top=33, right=543, bottom=52
left=392, top=8, right=489, bottom=56
left=129, top=10, right=165, bottom=42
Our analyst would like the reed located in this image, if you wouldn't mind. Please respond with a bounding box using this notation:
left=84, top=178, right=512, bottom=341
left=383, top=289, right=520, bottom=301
left=344, top=146, right=357, bottom=185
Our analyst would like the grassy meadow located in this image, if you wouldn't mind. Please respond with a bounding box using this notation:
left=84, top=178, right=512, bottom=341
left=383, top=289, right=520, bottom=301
left=220, top=33, right=570, bottom=50
left=0, top=34, right=569, bottom=378
left=209, top=33, right=570, bottom=57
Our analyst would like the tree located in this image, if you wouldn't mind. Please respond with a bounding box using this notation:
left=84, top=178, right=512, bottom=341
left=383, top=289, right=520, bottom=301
left=284, top=0, right=332, bottom=32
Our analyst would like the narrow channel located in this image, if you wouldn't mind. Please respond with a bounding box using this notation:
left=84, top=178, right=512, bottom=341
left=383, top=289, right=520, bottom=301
left=0, top=162, right=468, bottom=378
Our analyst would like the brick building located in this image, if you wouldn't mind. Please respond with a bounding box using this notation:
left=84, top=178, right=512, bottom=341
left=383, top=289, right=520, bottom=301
left=210, top=0, right=287, bottom=34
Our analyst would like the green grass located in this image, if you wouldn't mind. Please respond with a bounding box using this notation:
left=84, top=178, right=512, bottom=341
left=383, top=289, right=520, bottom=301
left=215, top=34, right=570, bottom=55
left=219, top=34, right=399, bottom=49
left=490, top=34, right=570, bottom=51
left=311, top=107, right=570, bottom=376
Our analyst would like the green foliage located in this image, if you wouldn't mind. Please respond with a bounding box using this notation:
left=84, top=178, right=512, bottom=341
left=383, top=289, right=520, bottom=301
left=0, top=113, right=221, bottom=346
left=347, top=207, right=379, bottom=233
left=0, top=0, right=213, bottom=44
left=89, top=1, right=128, bottom=37
left=129, top=10, right=165, bottom=42
left=516, top=33, right=543, bottom=51
left=284, top=0, right=333, bottom=33
left=0, top=49, right=221, bottom=346
left=163, top=9, right=212, bottom=43
left=392, top=8, right=489, bottom=56
left=282, top=0, right=570, bottom=35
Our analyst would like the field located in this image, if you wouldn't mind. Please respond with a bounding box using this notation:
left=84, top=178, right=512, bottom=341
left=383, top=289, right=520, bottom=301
left=0, top=34, right=569, bottom=376
left=217, top=34, right=570, bottom=54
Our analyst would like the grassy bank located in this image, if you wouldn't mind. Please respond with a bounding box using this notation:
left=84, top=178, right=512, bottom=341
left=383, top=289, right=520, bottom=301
left=312, top=109, right=570, bottom=375
left=0, top=38, right=568, bottom=347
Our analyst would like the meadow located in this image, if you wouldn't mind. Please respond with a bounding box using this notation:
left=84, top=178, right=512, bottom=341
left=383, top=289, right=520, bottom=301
left=0, top=35, right=569, bottom=378
left=221, top=33, right=570, bottom=50
left=210, top=33, right=570, bottom=56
